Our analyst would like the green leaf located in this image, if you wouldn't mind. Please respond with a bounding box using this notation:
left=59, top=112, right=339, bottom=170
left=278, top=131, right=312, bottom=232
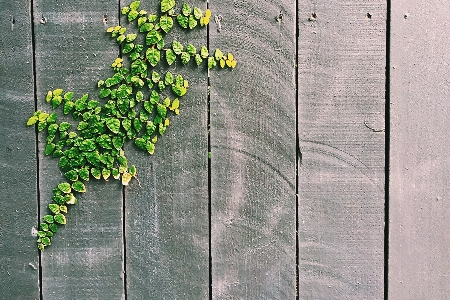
left=59, top=122, right=71, bottom=132
left=157, top=103, right=167, bottom=118
left=91, top=168, right=102, bottom=180
left=63, top=101, right=75, bottom=115
left=146, top=48, right=160, bottom=67
left=129, top=165, right=137, bottom=177
left=156, top=38, right=165, bottom=50
left=54, top=214, right=66, bottom=225
left=160, top=15, right=173, bottom=33
left=72, top=181, right=86, bottom=193
left=48, top=123, right=58, bottom=135
left=49, top=223, right=58, bottom=233
left=26, top=116, right=38, bottom=126
left=138, top=16, right=147, bottom=26
left=146, top=141, right=155, bottom=154
left=195, top=54, right=203, bottom=66
left=175, top=74, right=184, bottom=86
left=200, top=46, right=209, bottom=58
left=129, top=1, right=140, bottom=11
left=53, top=88, right=63, bottom=97
left=215, top=48, right=224, bottom=61
left=188, top=15, right=197, bottom=29
left=208, top=56, right=217, bottom=69
left=136, top=90, right=144, bottom=102
left=158, top=81, right=166, bottom=91
left=150, top=90, right=160, bottom=104
left=165, top=49, right=177, bottom=65
left=193, top=7, right=203, bottom=19
left=52, top=96, right=63, bottom=109
left=146, top=30, right=162, bottom=45
left=117, top=34, right=126, bottom=44
left=172, top=41, right=184, bottom=54
left=181, top=52, right=190, bottom=65
left=49, top=203, right=60, bottom=214
left=43, top=215, right=54, bottom=223
left=113, top=136, right=124, bottom=149
left=152, top=71, right=161, bottom=83
left=41, top=237, right=51, bottom=246
left=64, top=92, right=74, bottom=101
left=40, top=223, right=49, bottom=231
left=96, top=135, right=112, bottom=149
left=58, top=182, right=71, bottom=194
left=44, top=143, right=55, bottom=156
left=79, top=168, right=90, bottom=181
left=134, top=137, right=147, bottom=150
left=38, top=121, right=47, bottom=132
left=80, top=139, right=96, bottom=151
left=123, top=43, right=134, bottom=54
left=139, top=22, right=154, bottom=32
left=133, top=118, right=143, bottom=132
left=106, top=118, right=121, bottom=134
left=186, top=44, right=196, bottom=56
left=172, top=84, right=187, bottom=97
left=122, top=171, right=132, bottom=185
left=46, top=91, right=53, bottom=102
left=102, top=168, right=111, bottom=180
left=99, top=88, right=111, bottom=98
left=140, top=110, right=149, bottom=122
left=182, top=3, right=191, bottom=16
left=146, top=121, right=156, bottom=135
left=59, top=205, right=67, bottom=213
left=162, top=97, right=171, bottom=107
left=159, top=123, right=166, bottom=135
left=128, top=10, right=139, bottom=21
left=177, top=14, right=188, bottom=28
left=164, top=72, right=174, bottom=85
left=47, top=113, right=58, bottom=124
left=64, top=170, right=78, bottom=181
left=65, top=193, right=77, bottom=204
left=131, top=59, right=147, bottom=76
left=126, top=33, right=137, bottom=43
left=161, top=0, right=175, bottom=12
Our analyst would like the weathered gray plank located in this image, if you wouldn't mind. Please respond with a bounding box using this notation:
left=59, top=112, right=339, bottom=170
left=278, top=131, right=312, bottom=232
left=123, top=0, right=210, bottom=298
left=33, top=1, right=125, bottom=298
left=390, top=1, right=450, bottom=298
left=0, top=1, right=39, bottom=298
left=209, top=0, right=297, bottom=298
left=297, top=1, right=385, bottom=298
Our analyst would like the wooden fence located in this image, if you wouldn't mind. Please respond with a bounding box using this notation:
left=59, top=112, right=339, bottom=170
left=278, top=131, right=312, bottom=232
left=1, top=0, right=447, bottom=299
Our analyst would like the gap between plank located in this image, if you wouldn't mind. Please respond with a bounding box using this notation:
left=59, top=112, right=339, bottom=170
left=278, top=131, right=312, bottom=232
left=118, top=2, right=128, bottom=298
left=384, top=0, right=391, bottom=299
left=206, top=1, right=212, bottom=299
left=295, top=0, right=300, bottom=297
left=30, top=0, right=43, bottom=298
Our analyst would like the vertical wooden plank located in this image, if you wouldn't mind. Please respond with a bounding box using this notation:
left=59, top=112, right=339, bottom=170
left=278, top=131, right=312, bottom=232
left=390, top=1, right=450, bottom=298
left=123, top=0, right=210, bottom=299
left=209, top=0, right=297, bottom=298
left=297, top=1, right=385, bottom=298
left=33, top=1, right=125, bottom=298
left=0, top=0, right=39, bottom=298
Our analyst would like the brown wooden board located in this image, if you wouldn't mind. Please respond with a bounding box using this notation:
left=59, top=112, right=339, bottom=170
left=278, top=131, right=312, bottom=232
left=33, top=1, right=125, bottom=298
left=297, top=1, right=385, bottom=298
left=0, top=0, right=40, bottom=298
left=122, top=0, right=210, bottom=298
left=390, top=2, right=450, bottom=298
left=209, top=0, right=297, bottom=298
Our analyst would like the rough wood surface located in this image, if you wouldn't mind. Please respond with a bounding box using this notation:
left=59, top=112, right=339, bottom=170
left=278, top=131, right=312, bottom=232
left=390, top=1, right=450, bottom=298
left=33, top=1, right=125, bottom=298
left=123, top=1, right=210, bottom=298
left=297, top=1, right=385, bottom=298
left=0, top=1, right=40, bottom=298
left=209, top=0, right=297, bottom=298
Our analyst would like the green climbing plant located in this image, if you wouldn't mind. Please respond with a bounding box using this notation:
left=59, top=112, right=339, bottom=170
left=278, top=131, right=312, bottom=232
left=27, top=0, right=236, bottom=250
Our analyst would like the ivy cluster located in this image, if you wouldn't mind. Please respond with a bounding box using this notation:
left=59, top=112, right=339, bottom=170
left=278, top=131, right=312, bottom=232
left=27, top=0, right=236, bottom=250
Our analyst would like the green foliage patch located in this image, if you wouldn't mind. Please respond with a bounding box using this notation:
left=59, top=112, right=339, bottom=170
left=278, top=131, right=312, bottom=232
left=28, top=0, right=236, bottom=250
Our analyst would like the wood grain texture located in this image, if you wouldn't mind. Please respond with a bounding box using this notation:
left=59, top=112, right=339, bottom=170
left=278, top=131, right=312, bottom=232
left=0, top=1, right=39, bottom=298
left=123, top=0, right=210, bottom=298
left=209, top=0, right=297, bottom=298
left=297, top=1, right=385, bottom=298
left=390, top=1, right=450, bottom=298
left=33, top=1, right=125, bottom=298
